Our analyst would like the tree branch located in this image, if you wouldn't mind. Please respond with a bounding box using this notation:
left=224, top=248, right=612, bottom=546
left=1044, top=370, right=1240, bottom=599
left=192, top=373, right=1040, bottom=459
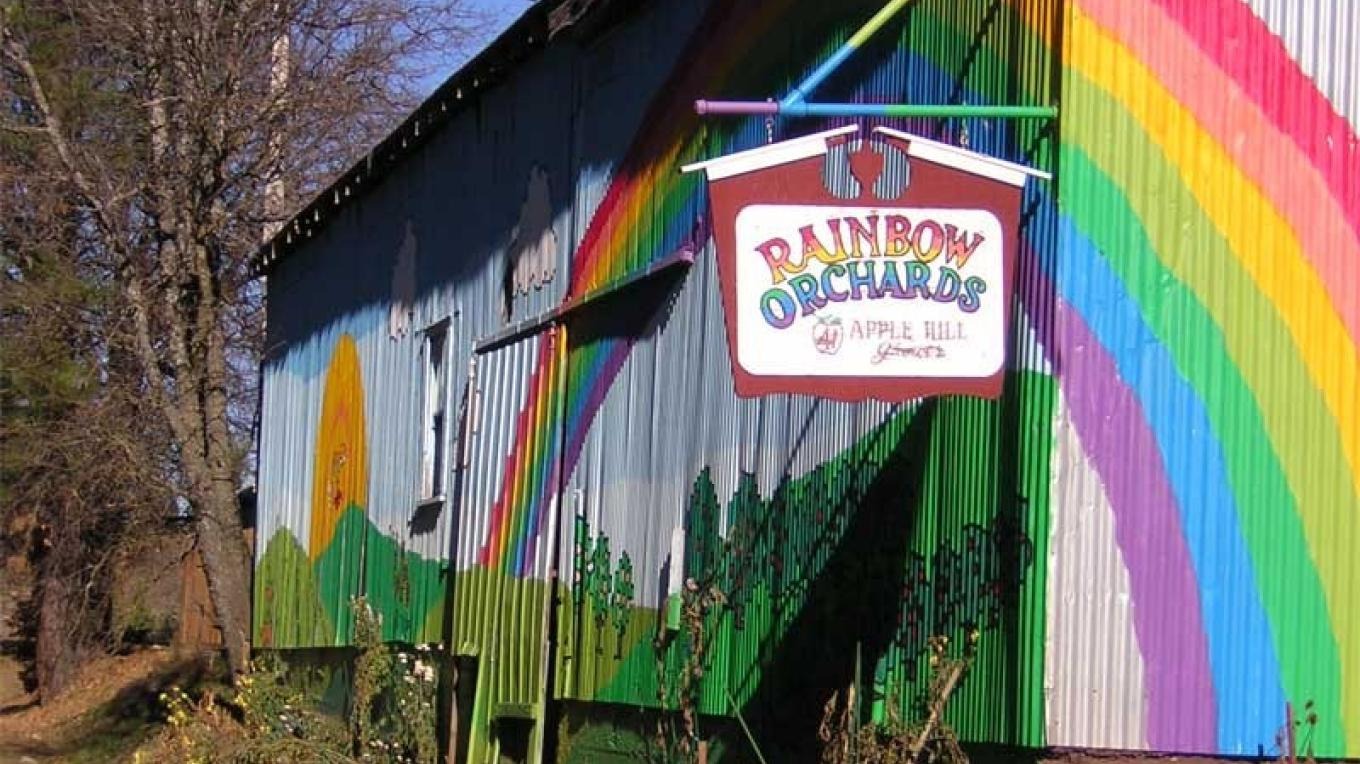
left=2, top=31, right=113, bottom=239
left=0, top=121, right=47, bottom=135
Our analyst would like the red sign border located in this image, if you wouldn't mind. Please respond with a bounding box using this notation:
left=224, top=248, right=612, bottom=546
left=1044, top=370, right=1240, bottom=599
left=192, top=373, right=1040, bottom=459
left=702, top=132, right=1024, bottom=402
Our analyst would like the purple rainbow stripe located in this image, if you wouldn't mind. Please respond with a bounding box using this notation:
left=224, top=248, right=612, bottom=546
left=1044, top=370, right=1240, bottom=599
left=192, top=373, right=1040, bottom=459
left=1048, top=281, right=1218, bottom=748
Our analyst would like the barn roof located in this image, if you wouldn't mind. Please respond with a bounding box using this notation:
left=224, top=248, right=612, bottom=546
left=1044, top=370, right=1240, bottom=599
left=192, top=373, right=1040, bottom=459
left=252, top=0, right=630, bottom=275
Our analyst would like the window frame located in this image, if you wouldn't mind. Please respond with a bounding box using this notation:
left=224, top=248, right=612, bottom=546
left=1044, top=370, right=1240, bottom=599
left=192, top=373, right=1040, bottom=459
left=417, top=316, right=452, bottom=505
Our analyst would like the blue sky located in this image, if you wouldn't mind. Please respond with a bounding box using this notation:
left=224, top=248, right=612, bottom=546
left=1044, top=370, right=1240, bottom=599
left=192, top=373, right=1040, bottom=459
left=417, top=0, right=534, bottom=95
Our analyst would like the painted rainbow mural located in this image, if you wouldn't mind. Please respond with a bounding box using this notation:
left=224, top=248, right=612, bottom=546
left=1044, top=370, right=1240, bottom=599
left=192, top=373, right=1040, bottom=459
left=251, top=0, right=1358, bottom=759
left=255, top=327, right=451, bottom=648
left=1051, top=0, right=1356, bottom=753
left=466, top=0, right=1358, bottom=756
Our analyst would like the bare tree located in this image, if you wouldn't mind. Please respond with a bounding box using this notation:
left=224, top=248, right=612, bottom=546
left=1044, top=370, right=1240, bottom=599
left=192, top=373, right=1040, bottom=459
left=1, top=0, right=482, bottom=679
left=0, top=151, right=177, bottom=698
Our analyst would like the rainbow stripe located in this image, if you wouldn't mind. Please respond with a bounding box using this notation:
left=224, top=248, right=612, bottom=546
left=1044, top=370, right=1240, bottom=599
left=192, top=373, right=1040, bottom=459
left=478, top=331, right=563, bottom=571
left=474, top=0, right=1359, bottom=755
left=478, top=0, right=792, bottom=570
left=1059, top=1, right=1357, bottom=753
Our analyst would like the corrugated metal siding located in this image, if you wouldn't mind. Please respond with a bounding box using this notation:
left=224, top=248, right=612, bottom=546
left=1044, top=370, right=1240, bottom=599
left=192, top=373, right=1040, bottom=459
left=256, top=0, right=1359, bottom=759
left=253, top=35, right=588, bottom=650
left=254, top=298, right=461, bottom=647
left=1044, top=395, right=1148, bottom=750
left=1244, top=0, right=1359, bottom=128
left=556, top=298, right=1058, bottom=755
left=551, top=1, right=1062, bottom=757
left=1047, top=0, right=1360, bottom=757
left=449, top=329, right=563, bottom=763
left=258, top=0, right=1065, bottom=759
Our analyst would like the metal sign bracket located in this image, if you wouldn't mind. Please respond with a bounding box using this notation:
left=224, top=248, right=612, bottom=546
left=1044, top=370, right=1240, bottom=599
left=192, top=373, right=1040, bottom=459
left=694, top=0, right=1057, bottom=121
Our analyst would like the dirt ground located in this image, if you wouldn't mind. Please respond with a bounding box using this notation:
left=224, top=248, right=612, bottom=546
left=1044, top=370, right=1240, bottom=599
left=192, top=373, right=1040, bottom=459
left=0, top=658, right=25, bottom=714
left=0, top=648, right=214, bottom=764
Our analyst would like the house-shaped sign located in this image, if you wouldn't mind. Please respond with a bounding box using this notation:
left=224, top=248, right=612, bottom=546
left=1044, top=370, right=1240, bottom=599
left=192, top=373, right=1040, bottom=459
left=683, top=126, right=1047, bottom=402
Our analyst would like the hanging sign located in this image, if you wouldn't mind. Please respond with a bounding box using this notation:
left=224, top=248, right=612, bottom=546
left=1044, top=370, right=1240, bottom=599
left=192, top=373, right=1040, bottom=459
left=683, top=126, right=1045, bottom=402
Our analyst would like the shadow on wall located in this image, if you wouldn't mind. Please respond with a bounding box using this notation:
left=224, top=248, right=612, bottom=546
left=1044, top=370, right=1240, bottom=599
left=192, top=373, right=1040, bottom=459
left=564, top=230, right=700, bottom=349
left=701, top=402, right=938, bottom=761
left=668, top=398, right=1036, bottom=761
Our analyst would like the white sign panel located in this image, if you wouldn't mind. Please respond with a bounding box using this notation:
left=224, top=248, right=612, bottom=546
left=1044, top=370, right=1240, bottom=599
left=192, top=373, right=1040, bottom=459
left=732, top=204, right=1005, bottom=379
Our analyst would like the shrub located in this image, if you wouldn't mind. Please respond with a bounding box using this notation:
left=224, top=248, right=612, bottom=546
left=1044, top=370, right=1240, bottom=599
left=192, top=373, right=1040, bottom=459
left=135, top=597, right=440, bottom=764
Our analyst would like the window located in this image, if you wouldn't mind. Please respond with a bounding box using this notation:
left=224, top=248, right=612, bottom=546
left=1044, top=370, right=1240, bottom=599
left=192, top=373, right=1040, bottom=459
left=419, top=320, right=449, bottom=502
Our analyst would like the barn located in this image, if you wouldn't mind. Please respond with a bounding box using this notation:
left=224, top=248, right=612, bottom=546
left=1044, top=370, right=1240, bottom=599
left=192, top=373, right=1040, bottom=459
left=251, top=0, right=1360, bottom=761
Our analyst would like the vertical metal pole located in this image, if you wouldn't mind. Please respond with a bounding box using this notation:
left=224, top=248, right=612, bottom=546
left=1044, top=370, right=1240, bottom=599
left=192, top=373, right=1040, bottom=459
left=262, top=3, right=289, bottom=242
left=781, top=0, right=915, bottom=107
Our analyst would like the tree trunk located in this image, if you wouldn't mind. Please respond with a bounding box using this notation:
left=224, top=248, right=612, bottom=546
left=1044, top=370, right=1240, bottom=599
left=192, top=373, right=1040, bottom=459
left=35, top=574, right=89, bottom=702
left=195, top=477, right=253, bottom=676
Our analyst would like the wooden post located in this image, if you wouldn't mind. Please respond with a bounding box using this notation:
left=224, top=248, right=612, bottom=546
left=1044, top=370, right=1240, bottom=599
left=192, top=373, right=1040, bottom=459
left=1286, top=702, right=1296, bottom=764
left=851, top=640, right=861, bottom=764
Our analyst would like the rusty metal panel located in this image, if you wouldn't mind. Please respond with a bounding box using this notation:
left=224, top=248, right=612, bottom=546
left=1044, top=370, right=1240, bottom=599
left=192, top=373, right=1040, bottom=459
left=1048, top=0, right=1360, bottom=757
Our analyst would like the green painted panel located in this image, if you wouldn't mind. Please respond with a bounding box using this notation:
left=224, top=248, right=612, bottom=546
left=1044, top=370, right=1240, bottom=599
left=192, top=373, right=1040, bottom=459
left=254, top=528, right=334, bottom=648
left=450, top=566, right=555, bottom=764
left=253, top=507, right=448, bottom=648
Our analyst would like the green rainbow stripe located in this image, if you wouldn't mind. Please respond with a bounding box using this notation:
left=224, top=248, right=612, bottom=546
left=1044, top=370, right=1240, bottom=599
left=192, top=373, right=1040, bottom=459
left=901, top=1, right=1355, bottom=750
